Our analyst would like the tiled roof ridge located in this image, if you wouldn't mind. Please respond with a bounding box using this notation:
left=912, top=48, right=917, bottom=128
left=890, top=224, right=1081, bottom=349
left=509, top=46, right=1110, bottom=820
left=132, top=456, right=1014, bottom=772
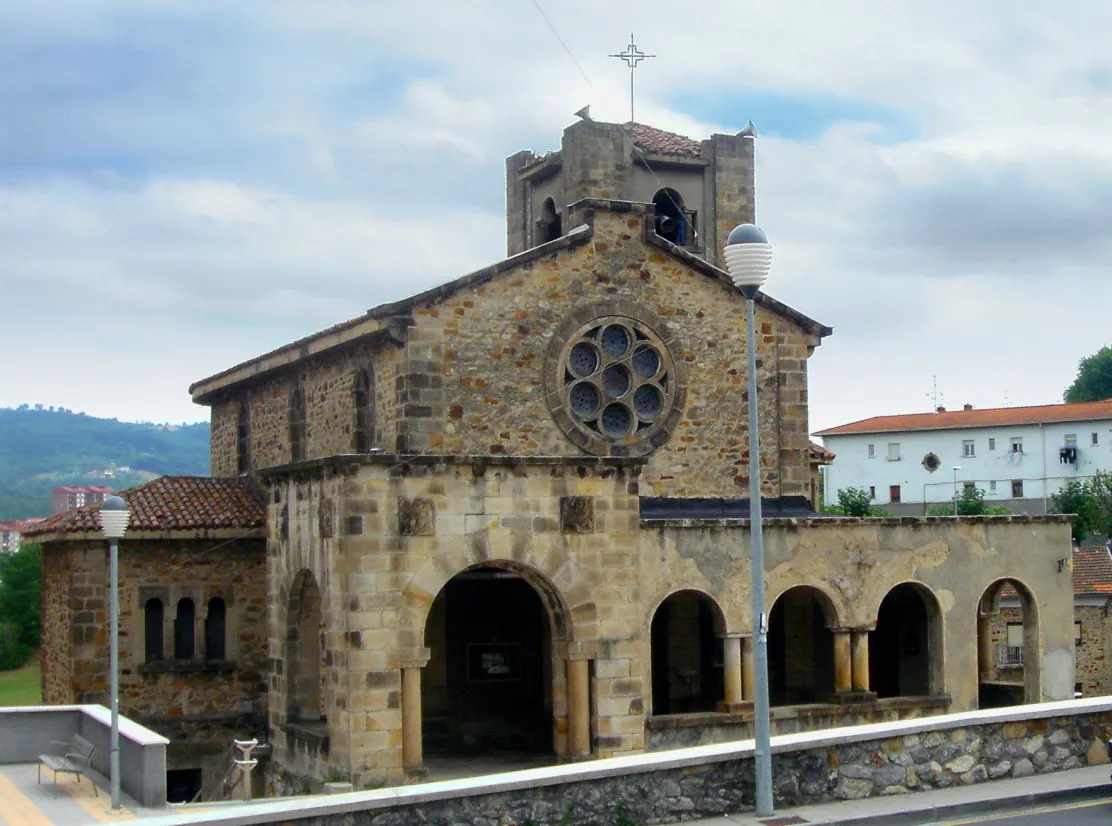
left=24, top=475, right=266, bottom=538
left=816, top=397, right=1112, bottom=436
left=627, top=122, right=702, bottom=157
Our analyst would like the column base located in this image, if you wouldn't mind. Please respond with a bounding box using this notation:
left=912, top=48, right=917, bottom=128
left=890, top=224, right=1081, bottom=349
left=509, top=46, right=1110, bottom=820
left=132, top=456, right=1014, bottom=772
left=404, top=765, right=429, bottom=780
left=829, top=690, right=878, bottom=705
left=716, top=700, right=755, bottom=714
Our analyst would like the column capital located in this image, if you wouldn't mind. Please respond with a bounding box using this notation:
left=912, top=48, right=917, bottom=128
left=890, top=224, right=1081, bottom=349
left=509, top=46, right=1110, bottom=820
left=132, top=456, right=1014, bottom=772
left=853, top=624, right=876, bottom=634
left=830, top=626, right=854, bottom=635
left=563, top=640, right=597, bottom=661
left=720, top=632, right=751, bottom=640
left=399, top=648, right=431, bottom=669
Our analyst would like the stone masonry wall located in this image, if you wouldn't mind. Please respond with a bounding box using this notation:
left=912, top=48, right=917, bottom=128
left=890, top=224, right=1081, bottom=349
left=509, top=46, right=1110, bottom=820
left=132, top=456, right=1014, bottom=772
left=1076, top=603, right=1111, bottom=695
left=178, top=705, right=1112, bottom=826
left=210, top=341, right=401, bottom=477
left=41, top=543, right=73, bottom=704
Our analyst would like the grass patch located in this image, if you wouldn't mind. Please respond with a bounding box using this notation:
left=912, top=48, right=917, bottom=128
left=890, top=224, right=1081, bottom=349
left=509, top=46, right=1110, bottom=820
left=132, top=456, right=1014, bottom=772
left=0, top=656, right=41, bottom=706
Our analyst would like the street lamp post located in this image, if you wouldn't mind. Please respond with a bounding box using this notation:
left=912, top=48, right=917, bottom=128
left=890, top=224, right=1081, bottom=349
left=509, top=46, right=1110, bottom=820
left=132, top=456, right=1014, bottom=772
left=98, top=496, right=131, bottom=809
left=952, top=466, right=962, bottom=515
left=724, top=223, right=774, bottom=817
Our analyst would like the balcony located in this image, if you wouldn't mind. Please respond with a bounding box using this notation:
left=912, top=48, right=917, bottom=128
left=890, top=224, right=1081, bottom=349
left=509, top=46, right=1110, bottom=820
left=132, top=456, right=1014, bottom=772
left=997, top=643, right=1023, bottom=669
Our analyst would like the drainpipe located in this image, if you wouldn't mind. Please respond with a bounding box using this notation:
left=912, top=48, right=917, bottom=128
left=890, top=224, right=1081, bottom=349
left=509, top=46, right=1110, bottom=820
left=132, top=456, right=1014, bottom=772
left=1040, top=423, right=1048, bottom=515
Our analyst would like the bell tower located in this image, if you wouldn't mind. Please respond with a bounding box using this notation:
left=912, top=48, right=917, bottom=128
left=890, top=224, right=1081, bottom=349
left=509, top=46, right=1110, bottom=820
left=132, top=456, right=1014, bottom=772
left=505, top=118, right=756, bottom=269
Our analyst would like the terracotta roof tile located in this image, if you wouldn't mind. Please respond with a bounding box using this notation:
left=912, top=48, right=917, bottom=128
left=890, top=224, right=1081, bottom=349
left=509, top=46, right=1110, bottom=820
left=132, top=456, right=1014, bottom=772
left=628, top=123, right=702, bottom=158
left=1073, top=546, right=1112, bottom=595
left=815, top=398, right=1112, bottom=436
left=808, top=441, right=835, bottom=462
left=23, top=476, right=265, bottom=537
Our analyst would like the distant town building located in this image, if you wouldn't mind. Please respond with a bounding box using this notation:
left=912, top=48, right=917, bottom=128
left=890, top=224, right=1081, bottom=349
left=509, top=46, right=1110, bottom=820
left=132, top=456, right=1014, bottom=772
left=815, top=399, right=1112, bottom=515
left=51, top=485, right=114, bottom=515
left=0, top=518, right=46, bottom=553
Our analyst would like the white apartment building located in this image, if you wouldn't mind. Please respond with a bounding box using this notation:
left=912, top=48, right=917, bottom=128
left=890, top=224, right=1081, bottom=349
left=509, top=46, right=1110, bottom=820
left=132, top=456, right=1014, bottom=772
left=815, top=399, right=1112, bottom=515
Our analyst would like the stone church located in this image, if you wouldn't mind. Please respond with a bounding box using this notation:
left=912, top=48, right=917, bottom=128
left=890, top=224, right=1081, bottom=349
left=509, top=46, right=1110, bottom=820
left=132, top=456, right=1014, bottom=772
left=32, top=118, right=1076, bottom=795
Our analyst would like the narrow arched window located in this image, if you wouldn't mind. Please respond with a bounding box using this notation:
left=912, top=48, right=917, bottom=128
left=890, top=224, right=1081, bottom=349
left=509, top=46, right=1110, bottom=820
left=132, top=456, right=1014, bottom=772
left=205, top=598, right=226, bottom=661
left=236, top=403, right=251, bottom=474
left=174, top=598, right=196, bottom=660
left=537, top=197, right=561, bottom=244
left=353, top=368, right=375, bottom=453
left=652, top=188, right=688, bottom=246
left=289, top=386, right=307, bottom=462
left=144, top=599, right=164, bottom=663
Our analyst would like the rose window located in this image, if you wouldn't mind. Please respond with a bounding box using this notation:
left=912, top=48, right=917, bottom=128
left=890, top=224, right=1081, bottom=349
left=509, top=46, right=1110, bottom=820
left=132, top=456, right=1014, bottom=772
left=551, top=315, right=678, bottom=453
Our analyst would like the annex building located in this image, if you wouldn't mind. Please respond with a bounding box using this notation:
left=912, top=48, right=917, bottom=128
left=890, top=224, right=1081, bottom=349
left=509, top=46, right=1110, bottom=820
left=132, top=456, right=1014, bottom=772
left=30, top=119, right=1077, bottom=796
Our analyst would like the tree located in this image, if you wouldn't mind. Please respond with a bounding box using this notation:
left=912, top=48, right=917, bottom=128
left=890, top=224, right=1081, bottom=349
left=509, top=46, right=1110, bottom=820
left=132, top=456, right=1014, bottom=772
left=928, top=487, right=1012, bottom=516
left=824, top=486, right=890, bottom=517
left=1051, top=480, right=1094, bottom=543
left=1064, top=345, right=1112, bottom=403
left=0, top=543, right=41, bottom=669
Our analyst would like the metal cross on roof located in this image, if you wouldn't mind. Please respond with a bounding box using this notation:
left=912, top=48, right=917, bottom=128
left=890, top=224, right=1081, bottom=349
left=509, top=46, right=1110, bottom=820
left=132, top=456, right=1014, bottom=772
left=609, top=33, right=655, bottom=123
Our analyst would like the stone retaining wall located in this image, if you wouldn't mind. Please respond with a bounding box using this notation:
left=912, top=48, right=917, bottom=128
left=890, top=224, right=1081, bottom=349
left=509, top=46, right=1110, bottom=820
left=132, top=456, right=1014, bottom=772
left=140, top=698, right=1112, bottom=826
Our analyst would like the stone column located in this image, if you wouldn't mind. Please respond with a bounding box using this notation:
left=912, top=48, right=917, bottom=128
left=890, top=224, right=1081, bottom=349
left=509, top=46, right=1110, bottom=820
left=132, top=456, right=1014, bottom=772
left=400, top=650, right=430, bottom=773
left=567, top=657, right=591, bottom=759
left=742, top=634, right=755, bottom=702
left=717, top=634, right=749, bottom=712
left=833, top=628, right=853, bottom=694
left=978, top=612, right=995, bottom=676
left=851, top=627, right=871, bottom=692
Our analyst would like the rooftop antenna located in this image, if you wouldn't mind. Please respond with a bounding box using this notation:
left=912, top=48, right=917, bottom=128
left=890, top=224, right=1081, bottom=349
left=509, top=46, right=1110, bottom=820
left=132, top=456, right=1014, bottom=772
left=926, top=375, right=944, bottom=411
left=609, top=33, right=655, bottom=123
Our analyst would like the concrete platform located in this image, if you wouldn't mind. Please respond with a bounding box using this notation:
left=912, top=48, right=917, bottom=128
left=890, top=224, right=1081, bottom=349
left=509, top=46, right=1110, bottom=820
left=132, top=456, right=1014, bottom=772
left=0, top=763, right=165, bottom=825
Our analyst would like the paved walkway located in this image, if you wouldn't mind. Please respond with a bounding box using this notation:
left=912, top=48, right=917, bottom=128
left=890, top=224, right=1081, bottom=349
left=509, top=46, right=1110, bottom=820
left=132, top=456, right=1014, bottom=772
left=668, top=764, right=1112, bottom=826
left=0, top=763, right=163, bottom=825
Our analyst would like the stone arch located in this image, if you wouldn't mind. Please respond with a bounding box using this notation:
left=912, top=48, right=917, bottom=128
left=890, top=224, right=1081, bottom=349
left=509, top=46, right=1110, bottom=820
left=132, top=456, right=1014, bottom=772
left=768, top=585, right=841, bottom=705
left=286, top=568, right=325, bottom=723
left=768, top=583, right=842, bottom=629
left=538, top=197, right=561, bottom=244
left=407, top=554, right=576, bottom=645
left=649, top=589, right=727, bottom=715
left=977, top=577, right=1041, bottom=706
left=868, top=581, right=945, bottom=698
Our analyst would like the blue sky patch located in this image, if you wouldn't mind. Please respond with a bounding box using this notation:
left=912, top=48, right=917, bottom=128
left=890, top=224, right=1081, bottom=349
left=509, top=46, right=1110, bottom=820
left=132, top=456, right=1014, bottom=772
left=666, top=87, right=918, bottom=144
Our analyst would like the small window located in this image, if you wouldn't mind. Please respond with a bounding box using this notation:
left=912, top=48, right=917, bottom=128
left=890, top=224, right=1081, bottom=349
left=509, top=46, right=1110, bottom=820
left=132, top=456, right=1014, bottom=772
left=867, top=444, right=875, bottom=458
left=1011, top=479, right=1024, bottom=498
left=1075, top=621, right=1083, bottom=645
left=989, top=481, right=997, bottom=493
left=1010, top=437, right=1023, bottom=454
left=174, top=598, right=196, bottom=661
left=868, top=486, right=876, bottom=499
left=1065, top=434, right=1077, bottom=447
left=1006, top=622, right=1023, bottom=647
left=962, top=440, right=975, bottom=457
left=988, top=437, right=996, bottom=451
left=236, top=403, right=250, bottom=475
left=890, top=485, right=901, bottom=503
left=289, top=386, right=307, bottom=462
left=1092, top=432, right=1100, bottom=446
left=887, top=442, right=901, bottom=461
left=205, top=598, right=226, bottom=661
left=144, top=598, right=164, bottom=663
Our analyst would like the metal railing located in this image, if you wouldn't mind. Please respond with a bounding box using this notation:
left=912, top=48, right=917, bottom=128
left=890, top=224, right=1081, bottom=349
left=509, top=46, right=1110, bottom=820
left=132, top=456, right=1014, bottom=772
left=997, top=643, right=1023, bottom=668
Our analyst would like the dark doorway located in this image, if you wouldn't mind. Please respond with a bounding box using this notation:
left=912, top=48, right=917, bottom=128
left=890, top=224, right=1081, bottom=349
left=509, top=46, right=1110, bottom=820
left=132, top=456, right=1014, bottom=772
left=870, top=583, right=935, bottom=698
left=650, top=591, right=723, bottom=715
left=423, top=567, right=553, bottom=755
left=768, top=587, right=835, bottom=705
left=166, top=768, right=202, bottom=804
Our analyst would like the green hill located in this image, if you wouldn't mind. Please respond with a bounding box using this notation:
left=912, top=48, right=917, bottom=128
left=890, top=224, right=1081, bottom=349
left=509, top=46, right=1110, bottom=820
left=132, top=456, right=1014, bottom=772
left=0, top=406, right=210, bottom=520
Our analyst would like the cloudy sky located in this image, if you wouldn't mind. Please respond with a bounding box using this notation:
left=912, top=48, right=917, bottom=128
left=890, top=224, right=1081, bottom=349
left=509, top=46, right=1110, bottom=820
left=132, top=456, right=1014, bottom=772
left=3, top=1, right=1111, bottom=435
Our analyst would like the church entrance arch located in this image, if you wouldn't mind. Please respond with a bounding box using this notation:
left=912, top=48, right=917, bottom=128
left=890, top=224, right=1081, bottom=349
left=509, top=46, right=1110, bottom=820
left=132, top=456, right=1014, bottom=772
left=650, top=590, right=725, bottom=715
left=769, top=586, right=837, bottom=705
left=422, top=564, right=562, bottom=757
left=286, top=569, right=324, bottom=726
left=977, top=578, right=1040, bottom=707
left=869, top=582, right=943, bottom=698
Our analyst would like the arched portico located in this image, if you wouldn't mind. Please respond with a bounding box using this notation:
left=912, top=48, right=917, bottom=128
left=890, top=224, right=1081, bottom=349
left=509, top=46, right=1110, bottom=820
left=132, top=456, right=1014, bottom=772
left=869, top=582, right=944, bottom=698
left=649, top=589, right=726, bottom=715
left=768, top=585, right=840, bottom=705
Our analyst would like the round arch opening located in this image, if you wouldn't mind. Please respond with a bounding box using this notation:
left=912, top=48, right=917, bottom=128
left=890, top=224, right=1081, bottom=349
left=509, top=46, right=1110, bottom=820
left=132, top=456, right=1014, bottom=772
left=649, top=590, right=726, bottom=715
left=768, top=585, right=838, bottom=705
left=977, top=578, right=1041, bottom=708
left=869, top=582, right=943, bottom=698
left=422, top=564, right=563, bottom=757
left=652, top=188, right=688, bottom=246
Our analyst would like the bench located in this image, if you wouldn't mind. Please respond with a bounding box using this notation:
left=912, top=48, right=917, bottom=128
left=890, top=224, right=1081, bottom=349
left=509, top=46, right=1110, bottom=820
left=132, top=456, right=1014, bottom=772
left=38, top=734, right=97, bottom=796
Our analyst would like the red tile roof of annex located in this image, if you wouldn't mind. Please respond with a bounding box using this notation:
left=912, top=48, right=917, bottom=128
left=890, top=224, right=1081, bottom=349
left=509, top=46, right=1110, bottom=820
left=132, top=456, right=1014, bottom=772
left=1073, top=545, right=1112, bottom=595
left=23, top=476, right=265, bottom=537
left=815, top=398, right=1112, bottom=437
left=627, top=123, right=702, bottom=157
